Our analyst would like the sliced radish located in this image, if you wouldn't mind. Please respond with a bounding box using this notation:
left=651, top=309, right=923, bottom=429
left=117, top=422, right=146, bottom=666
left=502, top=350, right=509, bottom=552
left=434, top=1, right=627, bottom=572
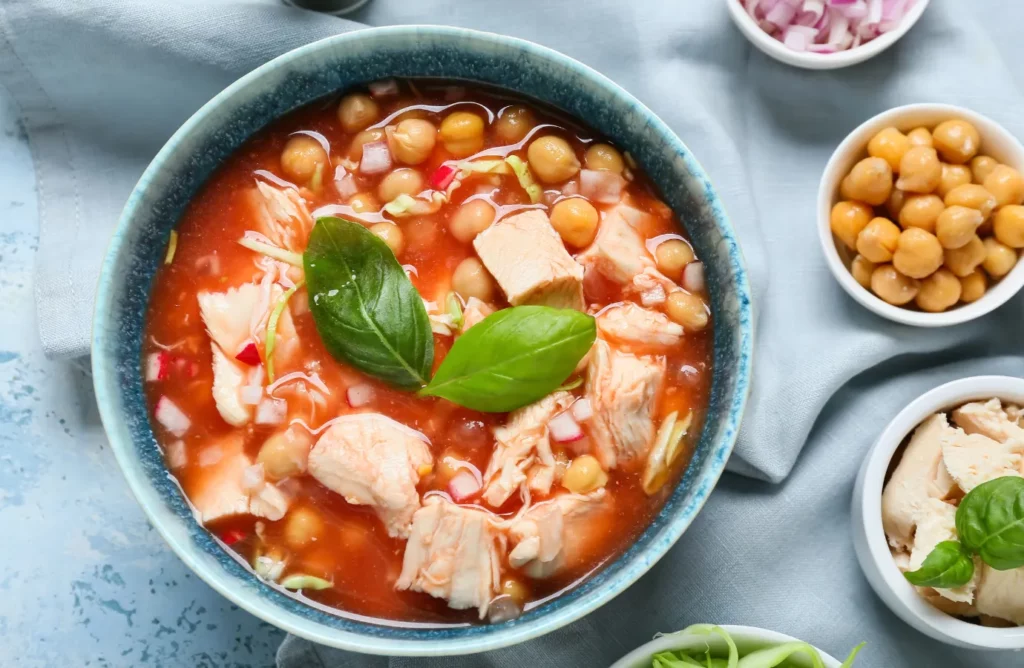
left=548, top=411, right=584, bottom=443
left=220, top=528, right=247, bottom=545
left=255, top=397, right=287, bottom=425
left=360, top=141, right=392, bottom=175
left=235, top=342, right=261, bottom=366
left=447, top=470, right=482, bottom=503
left=428, top=164, right=458, bottom=191
left=683, top=262, right=705, bottom=294
left=571, top=398, right=594, bottom=422
left=580, top=169, right=626, bottom=204
left=155, top=396, right=190, bottom=437
left=347, top=383, right=374, bottom=408
left=145, top=351, right=171, bottom=382
left=369, top=79, right=399, bottom=98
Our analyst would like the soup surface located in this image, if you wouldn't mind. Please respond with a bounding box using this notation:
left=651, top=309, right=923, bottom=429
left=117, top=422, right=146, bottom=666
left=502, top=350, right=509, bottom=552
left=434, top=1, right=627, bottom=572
left=143, top=80, right=713, bottom=625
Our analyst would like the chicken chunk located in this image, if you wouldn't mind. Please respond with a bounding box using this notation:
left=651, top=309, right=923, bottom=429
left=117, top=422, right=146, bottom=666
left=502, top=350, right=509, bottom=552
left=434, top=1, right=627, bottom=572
left=396, top=496, right=505, bottom=618
left=481, top=391, right=575, bottom=508
left=211, top=343, right=252, bottom=427
left=249, top=181, right=313, bottom=252
left=940, top=430, right=1022, bottom=493
left=585, top=340, right=664, bottom=469
left=909, top=498, right=978, bottom=604
left=631, top=267, right=680, bottom=307
left=577, top=204, right=655, bottom=284
left=507, top=490, right=609, bottom=579
left=186, top=433, right=289, bottom=524
left=198, top=283, right=262, bottom=358
left=976, top=565, right=1024, bottom=624
left=596, top=303, right=683, bottom=350
left=307, top=414, right=432, bottom=538
left=953, top=399, right=1024, bottom=445
left=881, top=413, right=961, bottom=551
left=460, top=297, right=494, bottom=333
left=473, top=210, right=584, bottom=311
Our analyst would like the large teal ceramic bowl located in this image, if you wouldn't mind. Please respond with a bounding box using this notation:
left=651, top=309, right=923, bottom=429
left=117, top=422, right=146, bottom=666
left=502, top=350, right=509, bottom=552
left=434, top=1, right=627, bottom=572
left=92, top=26, right=753, bottom=656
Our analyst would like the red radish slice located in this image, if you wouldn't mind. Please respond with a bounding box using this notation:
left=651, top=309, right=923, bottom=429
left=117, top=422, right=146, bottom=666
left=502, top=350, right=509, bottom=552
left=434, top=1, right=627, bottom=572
left=360, top=141, right=392, bottom=175
left=255, top=398, right=287, bottom=425
left=369, top=79, right=399, bottom=98
left=155, top=396, right=191, bottom=437
left=683, top=262, right=705, bottom=294
left=346, top=384, right=374, bottom=408
left=571, top=398, right=594, bottom=422
left=549, top=411, right=584, bottom=443
left=145, top=352, right=171, bottom=381
left=447, top=470, right=481, bottom=502
left=428, top=164, right=457, bottom=191
left=235, top=342, right=261, bottom=366
left=580, top=169, right=626, bottom=204
left=221, top=528, right=247, bottom=545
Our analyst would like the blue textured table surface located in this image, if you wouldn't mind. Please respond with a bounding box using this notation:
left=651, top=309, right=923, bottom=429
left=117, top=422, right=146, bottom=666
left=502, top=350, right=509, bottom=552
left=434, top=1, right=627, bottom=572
left=0, top=87, right=283, bottom=668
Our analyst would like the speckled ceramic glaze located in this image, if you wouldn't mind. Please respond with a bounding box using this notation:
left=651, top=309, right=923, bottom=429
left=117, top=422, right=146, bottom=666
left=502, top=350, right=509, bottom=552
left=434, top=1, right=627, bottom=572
left=92, top=26, right=753, bottom=656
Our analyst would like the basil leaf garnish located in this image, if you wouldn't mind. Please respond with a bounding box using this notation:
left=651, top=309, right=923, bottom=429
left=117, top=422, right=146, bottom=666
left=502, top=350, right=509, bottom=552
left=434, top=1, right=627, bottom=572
left=304, top=217, right=433, bottom=389
left=420, top=305, right=595, bottom=412
left=903, top=540, right=975, bottom=588
left=956, top=475, right=1024, bottom=570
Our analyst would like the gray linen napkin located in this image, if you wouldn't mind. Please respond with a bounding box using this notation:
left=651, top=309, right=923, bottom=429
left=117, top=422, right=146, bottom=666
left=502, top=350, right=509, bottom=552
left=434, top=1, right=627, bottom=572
left=2, top=0, right=1023, bottom=665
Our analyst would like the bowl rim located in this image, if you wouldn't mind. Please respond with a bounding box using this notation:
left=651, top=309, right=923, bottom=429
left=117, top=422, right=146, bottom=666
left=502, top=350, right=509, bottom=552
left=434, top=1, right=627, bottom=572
left=725, top=0, right=931, bottom=71
left=853, top=375, right=1024, bottom=649
left=609, top=624, right=842, bottom=668
left=817, top=102, right=1024, bottom=327
left=90, top=24, right=754, bottom=656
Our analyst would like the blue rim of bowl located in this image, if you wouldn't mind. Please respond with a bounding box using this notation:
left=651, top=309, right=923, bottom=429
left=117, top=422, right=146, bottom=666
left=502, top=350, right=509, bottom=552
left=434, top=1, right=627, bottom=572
left=92, top=25, right=754, bottom=655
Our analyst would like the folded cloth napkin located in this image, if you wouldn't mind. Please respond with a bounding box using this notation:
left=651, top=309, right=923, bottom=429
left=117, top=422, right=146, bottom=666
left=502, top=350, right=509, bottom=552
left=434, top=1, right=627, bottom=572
left=2, top=0, right=1023, bottom=665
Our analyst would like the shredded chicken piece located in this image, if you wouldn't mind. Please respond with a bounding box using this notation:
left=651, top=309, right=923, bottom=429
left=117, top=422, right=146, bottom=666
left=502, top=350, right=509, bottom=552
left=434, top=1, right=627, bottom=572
left=909, top=498, right=978, bottom=604
left=186, top=432, right=290, bottom=524
left=249, top=181, right=314, bottom=251
left=596, top=302, right=683, bottom=350
left=506, top=490, right=609, bottom=579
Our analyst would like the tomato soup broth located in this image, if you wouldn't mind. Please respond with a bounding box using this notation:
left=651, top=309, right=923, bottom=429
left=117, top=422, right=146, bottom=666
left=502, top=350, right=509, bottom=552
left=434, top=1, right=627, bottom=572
left=143, top=81, right=713, bottom=625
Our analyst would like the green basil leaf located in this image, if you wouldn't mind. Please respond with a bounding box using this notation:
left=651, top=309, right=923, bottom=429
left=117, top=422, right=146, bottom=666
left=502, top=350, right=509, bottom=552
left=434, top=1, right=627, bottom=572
left=903, top=540, right=975, bottom=588
left=304, top=217, right=433, bottom=389
left=419, top=305, right=595, bottom=412
left=956, top=475, right=1024, bottom=570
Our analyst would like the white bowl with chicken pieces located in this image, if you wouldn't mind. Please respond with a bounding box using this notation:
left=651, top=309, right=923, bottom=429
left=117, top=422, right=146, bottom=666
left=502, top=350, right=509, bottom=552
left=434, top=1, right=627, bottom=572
left=852, top=375, right=1024, bottom=650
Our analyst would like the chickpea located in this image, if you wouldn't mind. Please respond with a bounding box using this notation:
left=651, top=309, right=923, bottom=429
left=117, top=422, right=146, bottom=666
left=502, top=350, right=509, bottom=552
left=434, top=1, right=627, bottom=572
left=994, top=205, right=1024, bottom=248
left=959, top=270, right=987, bottom=303
left=377, top=168, right=424, bottom=202
left=562, top=454, right=608, bottom=494
left=971, top=155, right=998, bottom=184
left=370, top=222, right=405, bottom=256
left=943, top=183, right=997, bottom=221
left=280, top=135, right=328, bottom=183
left=984, top=165, right=1024, bottom=207
left=452, top=257, right=496, bottom=302
left=886, top=189, right=906, bottom=219
left=550, top=198, right=599, bottom=248
left=500, top=577, right=530, bottom=607
left=856, top=217, right=901, bottom=263
left=932, top=120, right=981, bottom=164
left=907, top=127, right=934, bottom=147
left=915, top=269, right=962, bottom=312
left=527, top=136, right=581, bottom=184
left=896, top=146, right=942, bottom=193
left=830, top=200, right=873, bottom=249
left=347, top=128, right=386, bottom=161
left=936, top=205, right=984, bottom=250
left=493, top=105, right=535, bottom=144
left=937, top=164, right=972, bottom=198
left=982, top=237, right=1018, bottom=278
left=390, top=119, right=437, bottom=165
left=893, top=228, right=944, bottom=279
left=840, top=157, right=892, bottom=205
left=337, top=93, right=379, bottom=133
left=898, top=194, right=944, bottom=233
left=851, top=255, right=877, bottom=289
left=868, top=127, right=911, bottom=172
left=870, top=264, right=920, bottom=305
left=449, top=199, right=495, bottom=243
left=258, top=427, right=312, bottom=481
left=584, top=143, right=625, bottom=173
left=439, top=111, right=485, bottom=158
left=285, top=507, right=325, bottom=549
left=348, top=192, right=380, bottom=213
left=943, top=235, right=986, bottom=277
left=665, top=291, right=709, bottom=331
left=654, top=239, right=696, bottom=281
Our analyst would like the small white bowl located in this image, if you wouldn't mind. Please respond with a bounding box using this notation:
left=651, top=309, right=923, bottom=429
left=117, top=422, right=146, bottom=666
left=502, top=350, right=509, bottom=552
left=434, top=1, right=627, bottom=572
left=611, top=624, right=842, bottom=668
left=818, top=103, right=1024, bottom=327
left=726, top=0, right=930, bottom=70
left=852, top=375, right=1024, bottom=650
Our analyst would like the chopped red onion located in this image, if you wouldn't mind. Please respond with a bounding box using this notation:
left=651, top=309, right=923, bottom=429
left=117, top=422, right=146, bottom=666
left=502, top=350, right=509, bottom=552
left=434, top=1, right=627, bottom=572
left=369, top=79, right=399, bottom=98
left=743, top=0, right=914, bottom=53
left=165, top=440, right=187, bottom=470
left=255, top=397, right=287, bottom=425
left=571, top=398, right=594, bottom=422
left=198, top=445, right=223, bottom=468
left=241, top=385, right=263, bottom=406
left=683, top=262, right=706, bottom=294
left=155, top=396, right=190, bottom=437
left=146, top=351, right=171, bottom=382
left=360, top=141, right=392, bottom=175
left=447, top=470, right=482, bottom=503
left=579, top=169, right=625, bottom=204
left=346, top=384, right=374, bottom=408
left=334, top=166, right=358, bottom=200
left=487, top=595, right=522, bottom=623
left=549, top=411, right=584, bottom=443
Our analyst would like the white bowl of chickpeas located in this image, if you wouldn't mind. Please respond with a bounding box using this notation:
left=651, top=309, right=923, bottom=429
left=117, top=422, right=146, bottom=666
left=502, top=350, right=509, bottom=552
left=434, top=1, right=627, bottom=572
left=819, top=104, right=1024, bottom=326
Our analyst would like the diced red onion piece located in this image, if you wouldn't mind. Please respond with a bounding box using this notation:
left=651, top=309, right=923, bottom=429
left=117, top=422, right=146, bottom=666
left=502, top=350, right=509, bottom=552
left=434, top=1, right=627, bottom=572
left=744, top=0, right=912, bottom=53
left=146, top=351, right=171, bottom=381
left=428, top=164, right=458, bottom=191
left=195, top=254, right=221, bottom=275
left=334, top=166, right=358, bottom=200
left=579, top=170, right=625, bottom=204
left=369, top=79, right=398, bottom=98
left=166, top=440, right=187, bottom=470
left=255, top=398, right=287, bottom=425
left=241, top=385, right=263, bottom=406
left=235, top=342, right=261, bottom=366
left=571, top=398, right=594, bottom=422
left=548, top=411, right=584, bottom=443
left=360, top=141, right=392, bottom=175
left=487, top=595, right=522, bottom=623
left=242, top=463, right=266, bottom=492
left=561, top=179, right=579, bottom=197
left=198, top=445, right=223, bottom=467
left=155, top=396, right=190, bottom=437
left=447, top=470, right=481, bottom=503
left=346, top=384, right=374, bottom=408
left=683, top=262, right=705, bottom=294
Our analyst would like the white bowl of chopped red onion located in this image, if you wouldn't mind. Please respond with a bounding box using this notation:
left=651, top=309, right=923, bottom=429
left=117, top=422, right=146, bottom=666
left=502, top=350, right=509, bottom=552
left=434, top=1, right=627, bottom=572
left=727, top=0, right=930, bottom=70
